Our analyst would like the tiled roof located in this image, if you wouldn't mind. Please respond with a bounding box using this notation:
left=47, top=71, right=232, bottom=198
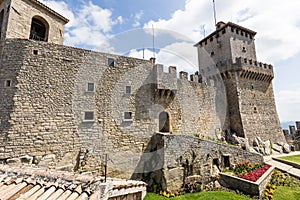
left=0, top=164, right=146, bottom=200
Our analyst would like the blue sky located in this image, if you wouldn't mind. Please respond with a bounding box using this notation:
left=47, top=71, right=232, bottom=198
left=41, top=0, right=300, bottom=129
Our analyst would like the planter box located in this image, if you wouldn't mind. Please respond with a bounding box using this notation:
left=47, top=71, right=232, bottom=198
left=219, top=166, right=275, bottom=197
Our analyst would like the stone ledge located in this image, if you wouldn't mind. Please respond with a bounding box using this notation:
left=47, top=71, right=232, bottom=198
left=273, top=157, right=300, bottom=170
left=219, top=166, right=275, bottom=197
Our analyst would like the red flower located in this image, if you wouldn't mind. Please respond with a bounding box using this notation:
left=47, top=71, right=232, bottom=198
left=238, top=164, right=271, bottom=182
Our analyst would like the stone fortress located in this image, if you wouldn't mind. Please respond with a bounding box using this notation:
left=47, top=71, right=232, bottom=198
left=0, top=0, right=289, bottom=192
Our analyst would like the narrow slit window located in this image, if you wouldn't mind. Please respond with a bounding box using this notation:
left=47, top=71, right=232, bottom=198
left=4, top=80, right=12, bottom=87
left=125, top=86, right=131, bottom=94
left=108, top=58, right=115, bottom=67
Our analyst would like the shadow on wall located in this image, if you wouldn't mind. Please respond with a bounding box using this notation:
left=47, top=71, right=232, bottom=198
left=131, top=133, right=167, bottom=192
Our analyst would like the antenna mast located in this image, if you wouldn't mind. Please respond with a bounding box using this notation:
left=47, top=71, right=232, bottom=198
left=213, top=0, right=217, bottom=27
left=152, top=24, right=155, bottom=58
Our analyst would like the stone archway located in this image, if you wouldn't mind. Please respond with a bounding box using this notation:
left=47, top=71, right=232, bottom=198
left=159, top=111, right=170, bottom=133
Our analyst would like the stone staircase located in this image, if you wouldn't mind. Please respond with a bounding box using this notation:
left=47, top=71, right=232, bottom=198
left=264, top=151, right=300, bottom=179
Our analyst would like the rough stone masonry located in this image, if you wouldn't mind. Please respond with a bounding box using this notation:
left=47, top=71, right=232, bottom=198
left=0, top=0, right=288, bottom=191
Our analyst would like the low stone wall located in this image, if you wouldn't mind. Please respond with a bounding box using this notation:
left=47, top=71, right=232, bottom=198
left=219, top=166, right=275, bottom=196
left=134, top=133, right=263, bottom=192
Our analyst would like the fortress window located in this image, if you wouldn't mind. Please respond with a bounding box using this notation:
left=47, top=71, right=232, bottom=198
left=245, top=33, right=248, bottom=38
left=222, top=29, right=226, bottom=34
left=29, top=16, right=49, bottom=42
left=204, top=40, right=207, bottom=45
left=4, top=80, right=12, bottom=87
left=231, top=27, right=234, bottom=32
left=124, top=112, right=132, bottom=120
left=242, top=47, right=246, bottom=52
left=236, top=29, right=239, bottom=34
left=108, top=58, right=115, bottom=67
left=125, top=86, right=131, bottom=94
left=33, top=50, right=38, bottom=55
left=210, top=37, right=213, bottom=42
left=210, top=51, right=215, bottom=56
left=250, top=35, right=253, bottom=39
left=216, top=33, right=219, bottom=38
left=241, top=31, right=244, bottom=36
left=254, top=107, right=258, bottom=113
left=87, top=83, right=95, bottom=92
left=84, top=111, right=94, bottom=121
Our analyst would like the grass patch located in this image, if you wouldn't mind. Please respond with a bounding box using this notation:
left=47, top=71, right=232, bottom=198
left=273, top=186, right=300, bottom=200
left=278, top=155, right=300, bottom=164
left=144, top=191, right=252, bottom=200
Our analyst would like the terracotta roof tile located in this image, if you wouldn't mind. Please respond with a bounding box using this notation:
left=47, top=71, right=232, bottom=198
left=0, top=164, right=146, bottom=199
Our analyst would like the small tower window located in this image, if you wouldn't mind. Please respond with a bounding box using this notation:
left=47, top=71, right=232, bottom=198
left=254, top=107, right=258, bottom=113
left=33, top=50, right=38, bottom=55
left=211, top=51, right=215, bottom=56
left=125, top=86, right=131, bottom=94
left=87, top=83, right=95, bottom=92
left=124, top=112, right=132, bottom=120
left=108, top=58, right=115, bottom=67
left=84, top=111, right=94, bottom=121
left=4, top=80, right=12, bottom=87
left=29, top=16, right=49, bottom=42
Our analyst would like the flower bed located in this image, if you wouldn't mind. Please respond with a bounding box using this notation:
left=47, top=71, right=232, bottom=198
left=238, top=164, right=271, bottom=182
left=219, top=162, right=275, bottom=197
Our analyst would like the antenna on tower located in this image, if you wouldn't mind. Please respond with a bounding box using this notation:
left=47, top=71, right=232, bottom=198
left=213, top=0, right=217, bottom=28
left=142, top=46, right=145, bottom=59
left=152, top=24, right=155, bottom=58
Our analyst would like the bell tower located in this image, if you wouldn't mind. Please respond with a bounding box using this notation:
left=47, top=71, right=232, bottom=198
left=0, top=0, right=68, bottom=44
left=195, top=22, right=286, bottom=145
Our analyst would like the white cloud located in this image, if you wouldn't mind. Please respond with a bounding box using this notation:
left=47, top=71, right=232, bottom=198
left=127, top=42, right=198, bottom=73
left=40, top=1, right=122, bottom=51
left=132, top=10, right=144, bottom=27
left=276, top=90, right=300, bottom=122
left=144, top=0, right=300, bottom=63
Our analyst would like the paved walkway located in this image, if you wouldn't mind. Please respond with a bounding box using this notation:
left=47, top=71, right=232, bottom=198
left=264, top=151, right=300, bottom=178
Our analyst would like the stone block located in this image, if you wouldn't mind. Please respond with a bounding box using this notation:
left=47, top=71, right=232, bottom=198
left=283, top=144, right=291, bottom=153
left=7, top=158, right=21, bottom=166
left=165, top=167, right=184, bottom=192
left=272, top=143, right=283, bottom=153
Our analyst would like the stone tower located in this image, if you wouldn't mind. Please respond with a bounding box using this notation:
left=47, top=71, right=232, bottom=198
left=0, top=0, right=68, bottom=44
left=195, top=22, right=286, bottom=145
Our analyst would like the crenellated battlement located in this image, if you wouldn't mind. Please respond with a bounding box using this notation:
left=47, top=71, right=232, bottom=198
left=199, top=57, right=274, bottom=83
left=154, top=64, right=203, bottom=91
left=235, top=57, right=273, bottom=71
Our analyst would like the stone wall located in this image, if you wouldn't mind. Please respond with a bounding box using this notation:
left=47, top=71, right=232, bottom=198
left=134, top=133, right=263, bottom=192
left=0, top=39, right=222, bottom=179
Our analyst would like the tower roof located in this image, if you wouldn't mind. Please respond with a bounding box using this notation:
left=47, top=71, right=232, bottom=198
left=194, top=21, right=257, bottom=47
left=28, top=0, right=69, bottom=24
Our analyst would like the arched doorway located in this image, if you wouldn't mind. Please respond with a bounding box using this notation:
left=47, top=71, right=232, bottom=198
left=159, top=111, right=170, bottom=133
left=29, top=16, right=49, bottom=41
left=0, top=10, right=4, bottom=38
